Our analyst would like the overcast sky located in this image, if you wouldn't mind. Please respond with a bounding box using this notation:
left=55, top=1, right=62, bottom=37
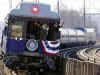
left=0, top=0, right=100, bottom=21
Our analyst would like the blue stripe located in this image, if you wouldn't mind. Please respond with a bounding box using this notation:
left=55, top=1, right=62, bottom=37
left=6, top=38, right=25, bottom=54
left=73, top=27, right=86, bottom=32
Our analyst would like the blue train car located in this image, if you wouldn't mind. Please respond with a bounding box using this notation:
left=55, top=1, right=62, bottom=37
left=1, top=2, right=61, bottom=74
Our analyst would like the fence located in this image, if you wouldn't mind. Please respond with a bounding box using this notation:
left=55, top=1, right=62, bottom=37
left=63, top=58, right=100, bottom=75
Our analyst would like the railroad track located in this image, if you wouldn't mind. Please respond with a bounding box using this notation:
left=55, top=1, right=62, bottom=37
left=77, top=45, right=100, bottom=64
left=0, top=45, right=99, bottom=75
left=59, top=45, right=92, bottom=58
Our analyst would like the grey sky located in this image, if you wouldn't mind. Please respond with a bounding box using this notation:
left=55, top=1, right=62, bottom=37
left=0, top=0, right=100, bottom=21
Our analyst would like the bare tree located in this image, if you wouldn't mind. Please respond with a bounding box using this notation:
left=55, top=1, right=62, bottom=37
left=60, top=8, right=97, bottom=29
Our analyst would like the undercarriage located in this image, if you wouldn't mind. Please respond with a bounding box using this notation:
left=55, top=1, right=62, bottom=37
left=3, top=54, right=63, bottom=75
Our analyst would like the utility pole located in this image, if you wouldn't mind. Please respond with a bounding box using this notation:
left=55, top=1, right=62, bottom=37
left=33, top=0, right=39, bottom=4
left=9, top=0, right=12, bottom=9
left=57, top=0, right=60, bottom=16
left=21, top=0, right=23, bottom=2
left=83, top=0, right=86, bottom=27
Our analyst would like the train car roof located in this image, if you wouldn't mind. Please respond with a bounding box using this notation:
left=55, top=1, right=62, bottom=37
left=9, top=2, right=60, bottom=23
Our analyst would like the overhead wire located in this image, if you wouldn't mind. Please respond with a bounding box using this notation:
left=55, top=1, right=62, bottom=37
left=59, top=0, right=67, bottom=9
left=59, top=0, right=74, bottom=27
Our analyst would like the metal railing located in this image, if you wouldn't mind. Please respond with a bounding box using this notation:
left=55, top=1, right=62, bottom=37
left=63, top=58, right=100, bottom=75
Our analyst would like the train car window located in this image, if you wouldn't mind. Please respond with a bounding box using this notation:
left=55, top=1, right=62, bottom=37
left=11, top=25, right=22, bottom=38
left=26, top=21, right=41, bottom=40
left=10, top=21, right=24, bottom=38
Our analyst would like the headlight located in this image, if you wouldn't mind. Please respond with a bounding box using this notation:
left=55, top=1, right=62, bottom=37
left=26, top=39, right=38, bottom=52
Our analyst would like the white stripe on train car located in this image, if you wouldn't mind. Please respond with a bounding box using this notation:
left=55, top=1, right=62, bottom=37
left=48, top=41, right=60, bottom=48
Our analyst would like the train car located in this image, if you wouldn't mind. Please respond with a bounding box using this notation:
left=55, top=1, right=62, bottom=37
left=85, top=28, right=96, bottom=45
left=59, top=27, right=96, bottom=48
left=1, top=2, right=62, bottom=74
